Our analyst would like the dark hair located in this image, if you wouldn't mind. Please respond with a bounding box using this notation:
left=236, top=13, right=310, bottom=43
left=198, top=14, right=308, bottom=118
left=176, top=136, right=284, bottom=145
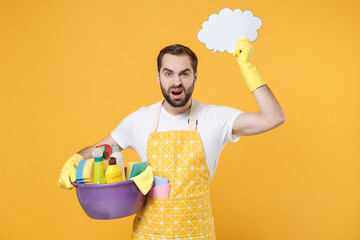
left=157, top=44, right=198, bottom=72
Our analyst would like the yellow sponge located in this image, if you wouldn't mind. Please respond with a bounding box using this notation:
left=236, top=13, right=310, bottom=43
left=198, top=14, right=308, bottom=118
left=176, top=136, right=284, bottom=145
left=82, top=158, right=94, bottom=184
left=126, top=161, right=148, bottom=180
left=126, top=162, right=135, bottom=180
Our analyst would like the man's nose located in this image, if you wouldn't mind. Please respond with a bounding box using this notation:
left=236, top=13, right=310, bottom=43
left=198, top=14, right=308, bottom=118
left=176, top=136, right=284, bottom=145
left=173, top=74, right=182, bottom=86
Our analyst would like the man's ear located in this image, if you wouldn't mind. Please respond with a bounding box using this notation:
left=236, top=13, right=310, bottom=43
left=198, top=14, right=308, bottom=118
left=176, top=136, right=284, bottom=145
left=156, top=70, right=160, bottom=84
left=194, top=70, right=198, bottom=82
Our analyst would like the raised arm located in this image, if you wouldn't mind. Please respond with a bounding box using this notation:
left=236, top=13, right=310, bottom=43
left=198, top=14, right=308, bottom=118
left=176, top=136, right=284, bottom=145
left=231, top=38, right=285, bottom=136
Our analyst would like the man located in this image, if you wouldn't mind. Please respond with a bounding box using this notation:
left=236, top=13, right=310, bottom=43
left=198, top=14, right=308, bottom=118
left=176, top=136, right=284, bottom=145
left=58, top=38, right=285, bottom=239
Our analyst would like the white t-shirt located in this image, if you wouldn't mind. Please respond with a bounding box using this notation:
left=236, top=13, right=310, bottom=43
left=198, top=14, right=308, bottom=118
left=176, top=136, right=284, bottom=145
left=111, top=100, right=243, bottom=179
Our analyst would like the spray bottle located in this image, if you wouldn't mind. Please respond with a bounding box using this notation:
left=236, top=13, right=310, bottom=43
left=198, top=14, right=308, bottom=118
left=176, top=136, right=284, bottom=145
left=92, top=147, right=107, bottom=184
left=110, top=144, right=126, bottom=181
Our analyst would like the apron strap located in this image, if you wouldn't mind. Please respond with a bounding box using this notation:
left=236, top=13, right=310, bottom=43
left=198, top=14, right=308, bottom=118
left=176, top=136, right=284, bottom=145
left=150, top=99, right=197, bottom=132
left=188, top=100, right=197, bottom=130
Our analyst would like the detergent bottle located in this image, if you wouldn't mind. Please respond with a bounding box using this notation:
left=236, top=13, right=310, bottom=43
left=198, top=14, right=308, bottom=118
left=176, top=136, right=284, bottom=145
left=105, top=157, right=123, bottom=183
left=93, top=147, right=107, bottom=184
left=111, top=143, right=126, bottom=181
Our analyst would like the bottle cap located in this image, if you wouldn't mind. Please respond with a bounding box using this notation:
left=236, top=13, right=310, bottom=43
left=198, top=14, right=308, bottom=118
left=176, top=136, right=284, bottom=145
left=112, top=144, right=120, bottom=153
left=109, top=157, right=117, bottom=165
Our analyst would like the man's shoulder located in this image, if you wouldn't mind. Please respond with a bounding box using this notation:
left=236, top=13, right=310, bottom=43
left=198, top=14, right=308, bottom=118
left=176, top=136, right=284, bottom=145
left=195, top=100, right=243, bottom=117
left=195, top=100, right=225, bottom=113
left=194, top=100, right=211, bottom=110
left=131, top=100, right=162, bottom=116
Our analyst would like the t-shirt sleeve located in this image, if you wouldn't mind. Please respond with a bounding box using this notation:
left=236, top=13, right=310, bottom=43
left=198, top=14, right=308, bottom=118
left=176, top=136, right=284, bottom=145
left=213, top=106, right=244, bottom=146
left=110, top=111, right=137, bottom=150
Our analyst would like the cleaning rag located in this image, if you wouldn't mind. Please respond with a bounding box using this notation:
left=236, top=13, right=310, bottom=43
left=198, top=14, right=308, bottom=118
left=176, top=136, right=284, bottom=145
left=130, top=166, right=154, bottom=195
left=153, top=176, right=169, bottom=186
left=147, top=183, right=171, bottom=198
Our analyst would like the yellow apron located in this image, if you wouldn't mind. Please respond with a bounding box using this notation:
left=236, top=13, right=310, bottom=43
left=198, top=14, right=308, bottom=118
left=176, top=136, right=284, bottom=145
left=131, top=100, right=216, bottom=240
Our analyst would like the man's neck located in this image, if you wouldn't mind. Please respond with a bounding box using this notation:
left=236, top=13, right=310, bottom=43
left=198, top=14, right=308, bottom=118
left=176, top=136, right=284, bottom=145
left=162, top=99, right=192, bottom=116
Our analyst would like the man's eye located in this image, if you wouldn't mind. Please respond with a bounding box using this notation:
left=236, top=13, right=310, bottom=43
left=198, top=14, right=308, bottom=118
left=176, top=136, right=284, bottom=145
left=165, top=72, right=172, bottom=76
left=181, top=73, right=189, bottom=76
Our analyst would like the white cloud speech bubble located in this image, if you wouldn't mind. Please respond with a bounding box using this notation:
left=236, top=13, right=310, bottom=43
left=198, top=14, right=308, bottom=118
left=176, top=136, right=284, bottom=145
left=197, top=8, right=262, bottom=54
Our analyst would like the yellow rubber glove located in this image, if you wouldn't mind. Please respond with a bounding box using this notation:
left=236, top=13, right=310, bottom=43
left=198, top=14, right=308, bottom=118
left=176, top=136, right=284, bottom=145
left=58, top=154, right=83, bottom=190
left=233, top=37, right=266, bottom=92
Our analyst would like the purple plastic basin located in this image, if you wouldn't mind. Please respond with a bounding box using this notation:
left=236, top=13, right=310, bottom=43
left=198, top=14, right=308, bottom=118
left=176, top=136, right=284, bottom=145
left=72, top=180, right=146, bottom=220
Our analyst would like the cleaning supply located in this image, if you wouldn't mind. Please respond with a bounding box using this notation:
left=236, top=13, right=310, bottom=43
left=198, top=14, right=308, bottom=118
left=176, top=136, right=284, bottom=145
left=103, top=159, right=109, bottom=171
left=92, top=147, right=107, bottom=184
left=96, top=144, right=112, bottom=158
left=153, top=176, right=169, bottom=186
left=128, top=161, right=148, bottom=180
left=147, top=183, right=171, bottom=198
left=130, top=166, right=154, bottom=195
left=76, top=160, right=86, bottom=178
left=58, top=154, right=83, bottom=190
left=126, top=162, right=135, bottom=180
left=81, top=159, right=94, bottom=184
left=76, top=159, right=87, bottom=183
left=233, top=37, right=266, bottom=92
left=105, top=157, right=123, bottom=183
left=146, top=175, right=170, bottom=198
left=112, top=143, right=120, bottom=152
left=110, top=143, right=125, bottom=181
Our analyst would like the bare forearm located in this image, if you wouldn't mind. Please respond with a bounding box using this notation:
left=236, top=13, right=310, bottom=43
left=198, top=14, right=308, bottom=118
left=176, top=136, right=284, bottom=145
left=77, top=146, right=97, bottom=159
left=252, top=85, right=285, bottom=126
left=232, top=38, right=285, bottom=136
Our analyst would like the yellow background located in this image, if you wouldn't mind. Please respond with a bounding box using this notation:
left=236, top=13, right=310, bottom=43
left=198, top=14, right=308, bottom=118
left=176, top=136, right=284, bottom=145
left=1, top=0, right=359, bottom=239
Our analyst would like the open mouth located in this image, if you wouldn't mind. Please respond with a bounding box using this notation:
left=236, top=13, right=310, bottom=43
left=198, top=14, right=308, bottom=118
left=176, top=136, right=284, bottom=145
left=170, top=89, right=184, bottom=99
left=171, top=89, right=183, bottom=96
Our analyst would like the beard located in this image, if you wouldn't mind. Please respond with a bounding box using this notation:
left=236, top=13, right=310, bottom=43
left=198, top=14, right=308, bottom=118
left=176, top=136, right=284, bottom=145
left=160, top=81, right=195, bottom=108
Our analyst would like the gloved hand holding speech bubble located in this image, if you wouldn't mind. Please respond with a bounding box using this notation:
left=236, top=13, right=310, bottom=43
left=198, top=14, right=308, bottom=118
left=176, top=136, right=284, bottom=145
left=197, top=8, right=262, bottom=54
